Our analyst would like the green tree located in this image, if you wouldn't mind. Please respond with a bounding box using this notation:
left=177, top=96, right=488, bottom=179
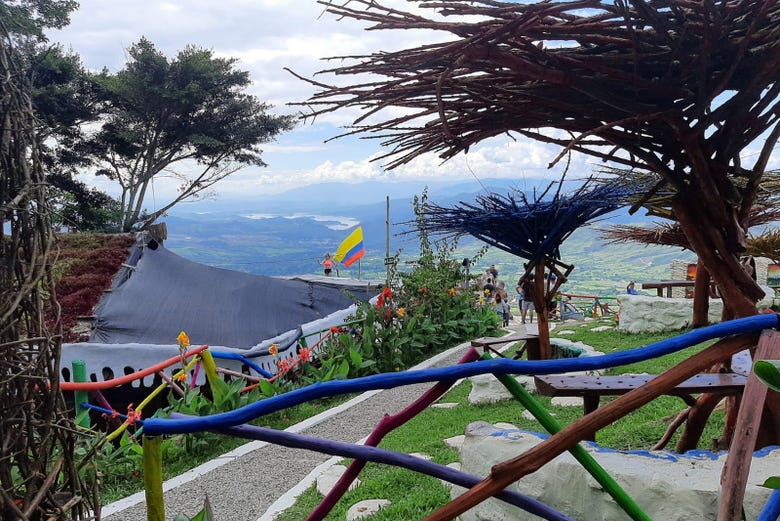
left=2, top=1, right=118, bottom=231
left=86, top=38, right=295, bottom=231
left=20, top=43, right=120, bottom=230
left=0, top=0, right=78, bottom=43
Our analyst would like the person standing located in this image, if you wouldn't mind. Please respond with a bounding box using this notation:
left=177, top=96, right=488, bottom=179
left=494, top=292, right=509, bottom=327
left=318, top=252, right=334, bottom=276
left=518, top=273, right=535, bottom=324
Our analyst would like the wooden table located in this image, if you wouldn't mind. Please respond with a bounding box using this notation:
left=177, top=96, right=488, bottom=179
left=471, top=332, right=541, bottom=360
left=641, top=280, right=716, bottom=297
left=535, top=373, right=746, bottom=414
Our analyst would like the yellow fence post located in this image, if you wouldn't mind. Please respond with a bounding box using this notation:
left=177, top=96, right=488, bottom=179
left=143, top=436, right=165, bottom=521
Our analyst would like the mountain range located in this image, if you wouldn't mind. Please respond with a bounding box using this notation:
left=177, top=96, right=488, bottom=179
left=162, top=178, right=694, bottom=296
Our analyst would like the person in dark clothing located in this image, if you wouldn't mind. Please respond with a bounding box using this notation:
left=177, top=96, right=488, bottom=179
left=517, top=274, right=535, bottom=324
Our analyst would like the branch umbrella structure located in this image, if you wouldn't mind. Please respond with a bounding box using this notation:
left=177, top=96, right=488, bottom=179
left=419, top=177, right=647, bottom=357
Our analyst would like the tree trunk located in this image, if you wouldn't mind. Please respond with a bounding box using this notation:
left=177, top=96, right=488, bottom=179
left=675, top=393, right=721, bottom=452
left=672, top=190, right=780, bottom=449
left=534, top=259, right=551, bottom=359
left=673, top=192, right=762, bottom=318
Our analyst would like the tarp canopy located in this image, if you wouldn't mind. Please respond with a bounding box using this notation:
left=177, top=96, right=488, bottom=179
left=90, top=239, right=380, bottom=349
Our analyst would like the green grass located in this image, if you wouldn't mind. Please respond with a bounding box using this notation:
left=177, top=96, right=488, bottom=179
left=275, top=319, right=727, bottom=520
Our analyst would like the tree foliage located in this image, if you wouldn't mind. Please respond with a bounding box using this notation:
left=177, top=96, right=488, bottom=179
left=0, top=0, right=78, bottom=43
left=86, top=38, right=296, bottom=231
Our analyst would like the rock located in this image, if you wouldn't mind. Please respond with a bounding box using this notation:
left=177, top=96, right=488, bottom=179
left=409, top=452, right=433, bottom=461
left=346, top=499, right=391, bottom=520
left=551, top=396, right=584, bottom=407
left=316, top=464, right=360, bottom=496
left=468, top=374, right=535, bottom=404
left=590, top=325, right=614, bottom=332
left=454, top=423, right=774, bottom=521
left=431, top=402, right=459, bottom=409
left=444, top=434, right=465, bottom=450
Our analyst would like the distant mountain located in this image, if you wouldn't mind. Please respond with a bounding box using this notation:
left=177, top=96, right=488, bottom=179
left=164, top=179, right=692, bottom=292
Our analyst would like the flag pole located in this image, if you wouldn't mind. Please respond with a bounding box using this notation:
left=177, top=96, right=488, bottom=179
left=385, top=195, right=390, bottom=287
left=358, top=258, right=361, bottom=280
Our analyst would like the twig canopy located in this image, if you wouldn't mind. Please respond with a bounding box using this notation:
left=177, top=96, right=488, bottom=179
left=421, top=178, right=645, bottom=265
left=602, top=206, right=780, bottom=250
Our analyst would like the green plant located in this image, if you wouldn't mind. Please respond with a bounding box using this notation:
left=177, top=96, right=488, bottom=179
left=754, top=359, right=780, bottom=490
left=174, top=496, right=213, bottom=521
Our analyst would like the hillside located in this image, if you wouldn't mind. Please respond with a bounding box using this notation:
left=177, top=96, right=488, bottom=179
left=163, top=179, right=694, bottom=296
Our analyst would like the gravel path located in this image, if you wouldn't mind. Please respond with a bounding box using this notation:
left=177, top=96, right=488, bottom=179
left=100, top=324, right=529, bottom=521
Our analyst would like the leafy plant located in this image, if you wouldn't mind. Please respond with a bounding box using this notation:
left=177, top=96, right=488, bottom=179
left=754, top=359, right=780, bottom=490
left=174, top=496, right=213, bottom=521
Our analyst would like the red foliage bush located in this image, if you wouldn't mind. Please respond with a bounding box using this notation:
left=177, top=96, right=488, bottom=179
left=50, top=234, right=135, bottom=342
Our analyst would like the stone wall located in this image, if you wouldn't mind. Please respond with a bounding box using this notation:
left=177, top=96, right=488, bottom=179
left=453, top=422, right=775, bottom=521
left=617, top=287, right=775, bottom=333
left=667, top=257, right=772, bottom=298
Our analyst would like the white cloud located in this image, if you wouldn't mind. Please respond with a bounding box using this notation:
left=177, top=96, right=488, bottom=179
left=51, top=1, right=608, bottom=206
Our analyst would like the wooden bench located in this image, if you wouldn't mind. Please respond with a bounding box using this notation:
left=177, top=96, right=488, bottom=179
left=534, top=373, right=747, bottom=415
left=471, top=332, right=541, bottom=360
left=641, top=280, right=719, bottom=298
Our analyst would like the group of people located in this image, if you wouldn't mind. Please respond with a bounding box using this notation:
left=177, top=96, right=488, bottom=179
left=480, top=265, right=512, bottom=327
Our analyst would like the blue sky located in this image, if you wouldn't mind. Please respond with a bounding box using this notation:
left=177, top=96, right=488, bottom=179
left=45, top=0, right=593, bottom=204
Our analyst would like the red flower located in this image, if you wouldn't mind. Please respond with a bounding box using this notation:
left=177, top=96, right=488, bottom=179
left=382, top=287, right=393, bottom=299
left=277, top=358, right=292, bottom=374
left=420, top=287, right=428, bottom=295
left=376, top=294, right=385, bottom=308
left=298, top=347, right=311, bottom=362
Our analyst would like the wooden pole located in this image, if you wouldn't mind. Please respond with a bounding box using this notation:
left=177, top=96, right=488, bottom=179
left=143, top=436, right=165, bottom=521
left=718, top=330, right=780, bottom=520
left=692, top=258, right=710, bottom=328
left=534, top=259, right=551, bottom=359
left=423, top=333, right=758, bottom=521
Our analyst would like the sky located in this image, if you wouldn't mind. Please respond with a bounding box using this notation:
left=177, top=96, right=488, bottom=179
left=45, top=1, right=780, bottom=208
left=45, top=0, right=592, bottom=204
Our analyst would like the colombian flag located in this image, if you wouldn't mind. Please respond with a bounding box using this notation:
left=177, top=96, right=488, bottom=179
left=334, top=226, right=365, bottom=267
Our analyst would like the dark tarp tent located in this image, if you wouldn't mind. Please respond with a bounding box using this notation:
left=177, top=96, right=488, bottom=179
left=61, top=237, right=381, bottom=383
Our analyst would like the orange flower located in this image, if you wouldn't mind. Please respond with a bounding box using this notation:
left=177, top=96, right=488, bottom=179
left=330, top=326, right=340, bottom=333
left=269, top=343, right=279, bottom=357
left=175, top=373, right=187, bottom=383
left=397, top=307, right=406, bottom=317
left=448, top=288, right=456, bottom=296
left=177, top=331, right=190, bottom=350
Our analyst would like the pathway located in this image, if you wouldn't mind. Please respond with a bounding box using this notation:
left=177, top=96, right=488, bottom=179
left=102, top=319, right=530, bottom=521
